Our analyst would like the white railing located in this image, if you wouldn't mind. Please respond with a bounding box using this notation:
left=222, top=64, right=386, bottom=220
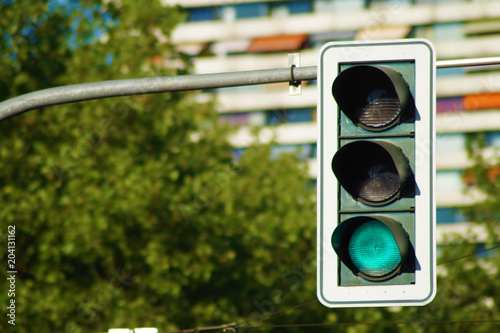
left=172, top=2, right=500, bottom=44
left=192, top=36, right=500, bottom=74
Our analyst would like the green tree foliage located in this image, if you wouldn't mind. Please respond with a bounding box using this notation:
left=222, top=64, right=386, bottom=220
left=386, top=133, right=500, bottom=333
left=463, top=133, right=500, bottom=238
left=2, top=1, right=499, bottom=332
left=0, top=1, right=320, bottom=332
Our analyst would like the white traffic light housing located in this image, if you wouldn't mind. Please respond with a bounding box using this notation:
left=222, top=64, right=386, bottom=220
left=317, top=39, right=436, bottom=307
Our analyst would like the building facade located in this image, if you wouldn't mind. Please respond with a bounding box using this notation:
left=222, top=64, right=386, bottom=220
left=167, top=0, right=500, bottom=245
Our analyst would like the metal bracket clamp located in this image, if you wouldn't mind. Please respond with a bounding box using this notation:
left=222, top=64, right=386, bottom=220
left=288, top=53, right=302, bottom=96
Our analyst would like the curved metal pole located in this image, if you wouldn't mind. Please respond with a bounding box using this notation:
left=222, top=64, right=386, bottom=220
left=1, top=56, right=500, bottom=122
left=0, top=67, right=317, bottom=122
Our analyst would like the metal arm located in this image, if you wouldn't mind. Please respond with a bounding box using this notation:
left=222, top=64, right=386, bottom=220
left=1, top=56, right=500, bottom=122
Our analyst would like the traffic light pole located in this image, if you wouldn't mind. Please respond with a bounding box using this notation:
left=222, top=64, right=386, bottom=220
left=0, top=56, right=499, bottom=122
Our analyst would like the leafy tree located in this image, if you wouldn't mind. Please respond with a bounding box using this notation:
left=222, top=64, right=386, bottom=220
left=462, top=133, right=500, bottom=239
left=0, top=1, right=321, bottom=332
left=4, top=1, right=498, bottom=333
left=385, top=133, right=500, bottom=333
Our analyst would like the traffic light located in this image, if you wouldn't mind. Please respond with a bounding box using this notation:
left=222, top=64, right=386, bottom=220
left=317, top=39, right=436, bottom=307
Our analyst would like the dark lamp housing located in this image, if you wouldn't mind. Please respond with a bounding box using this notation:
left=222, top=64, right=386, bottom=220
left=332, top=65, right=414, bottom=131
left=331, top=140, right=413, bottom=206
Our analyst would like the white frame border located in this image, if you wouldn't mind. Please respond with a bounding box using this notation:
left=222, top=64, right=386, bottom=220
left=317, top=39, right=436, bottom=308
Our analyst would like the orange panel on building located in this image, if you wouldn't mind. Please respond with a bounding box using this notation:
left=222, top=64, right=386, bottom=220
left=247, top=34, right=308, bottom=53
left=463, top=93, right=500, bottom=110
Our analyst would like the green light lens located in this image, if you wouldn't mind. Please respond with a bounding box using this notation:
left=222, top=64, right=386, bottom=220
left=348, top=220, right=401, bottom=277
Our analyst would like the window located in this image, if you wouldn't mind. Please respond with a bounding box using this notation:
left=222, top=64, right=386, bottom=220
left=271, top=144, right=315, bottom=160
left=188, top=7, right=217, bottom=22
left=218, top=113, right=248, bottom=126
left=485, top=131, right=500, bottom=147
left=476, top=243, right=498, bottom=258
left=310, top=31, right=358, bottom=49
left=235, top=3, right=268, bottom=19
left=270, top=1, right=313, bottom=15
left=436, top=97, right=463, bottom=113
left=437, top=67, right=464, bottom=77
left=233, top=143, right=315, bottom=162
left=316, top=0, right=364, bottom=12
left=436, top=170, right=464, bottom=192
left=436, top=207, right=467, bottom=224
left=266, top=108, right=313, bottom=125
left=233, top=148, right=245, bottom=162
left=433, top=22, right=464, bottom=41
left=367, top=0, right=412, bottom=8
left=436, top=133, right=466, bottom=153
left=219, top=108, right=314, bottom=127
left=288, top=0, right=313, bottom=14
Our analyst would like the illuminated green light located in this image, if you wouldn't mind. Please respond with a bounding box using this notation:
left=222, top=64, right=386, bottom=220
left=348, top=220, right=401, bottom=277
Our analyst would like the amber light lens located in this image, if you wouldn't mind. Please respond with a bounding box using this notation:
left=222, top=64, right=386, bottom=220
left=331, top=141, right=412, bottom=206
left=357, top=162, right=400, bottom=203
